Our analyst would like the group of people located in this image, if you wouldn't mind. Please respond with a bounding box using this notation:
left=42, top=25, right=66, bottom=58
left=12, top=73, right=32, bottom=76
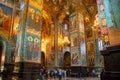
left=39, top=67, right=71, bottom=80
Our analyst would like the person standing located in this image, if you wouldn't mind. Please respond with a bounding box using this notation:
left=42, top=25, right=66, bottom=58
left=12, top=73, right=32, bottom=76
left=58, top=69, right=62, bottom=80
left=64, top=70, right=67, bottom=79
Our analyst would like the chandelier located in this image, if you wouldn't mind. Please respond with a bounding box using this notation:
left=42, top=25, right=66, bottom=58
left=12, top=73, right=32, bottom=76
left=62, top=36, right=70, bottom=45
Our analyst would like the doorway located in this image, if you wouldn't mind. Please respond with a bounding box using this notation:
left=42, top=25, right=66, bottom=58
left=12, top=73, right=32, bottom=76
left=41, top=52, right=45, bottom=67
left=64, top=51, right=71, bottom=67
left=0, top=39, right=3, bottom=65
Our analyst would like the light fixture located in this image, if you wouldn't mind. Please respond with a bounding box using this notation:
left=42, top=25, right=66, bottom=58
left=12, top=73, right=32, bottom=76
left=62, top=36, right=70, bottom=45
left=58, top=35, right=63, bottom=46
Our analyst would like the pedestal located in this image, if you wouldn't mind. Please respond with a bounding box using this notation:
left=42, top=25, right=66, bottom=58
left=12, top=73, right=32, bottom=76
left=70, top=66, right=88, bottom=77
left=101, top=45, right=120, bottom=80
left=14, top=62, right=41, bottom=80
left=2, top=63, right=14, bottom=79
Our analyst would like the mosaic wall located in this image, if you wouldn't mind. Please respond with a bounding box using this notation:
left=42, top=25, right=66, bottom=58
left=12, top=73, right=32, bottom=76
left=78, top=14, right=87, bottom=65
left=97, top=0, right=120, bottom=47
left=14, top=0, right=42, bottom=63
left=24, top=34, right=41, bottom=61
left=70, top=13, right=79, bottom=66
left=104, top=0, right=120, bottom=45
left=110, top=0, right=120, bottom=30
left=70, top=31, right=78, bottom=47
left=0, top=3, right=12, bottom=32
left=14, top=0, right=28, bottom=62
left=103, top=0, right=114, bottom=28
left=71, top=49, right=79, bottom=65
left=70, top=13, right=77, bottom=30
left=24, top=0, right=42, bottom=62
left=97, top=0, right=110, bottom=48
left=70, top=12, right=87, bottom=66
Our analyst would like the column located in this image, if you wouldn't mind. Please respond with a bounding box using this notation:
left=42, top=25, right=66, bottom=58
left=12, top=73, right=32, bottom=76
left=78, top=13, right=87, bottom=66
left=97, top=0, right=110, bottom=49
left=104, top=0, right=120, bottom=46
left=55, top=22, right=58, bottom=67
left=14, top=0, right=43, bottom=79
left=97, top=0, right=120, bottom=79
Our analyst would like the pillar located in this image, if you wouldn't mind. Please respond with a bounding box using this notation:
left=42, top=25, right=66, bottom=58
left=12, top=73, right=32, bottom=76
left=97, top=0, right=120, bottom=79
left=14, top=0, right=42, bottom=79
left=70, top=11, right=87, bottom=77
left=55, top=22, right=58, bottom=67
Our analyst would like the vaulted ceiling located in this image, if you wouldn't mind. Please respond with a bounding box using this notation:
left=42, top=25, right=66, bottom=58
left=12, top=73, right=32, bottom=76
left=43, top=0, right=98, bottom=24
left=82, top=0, right=98, bottom=18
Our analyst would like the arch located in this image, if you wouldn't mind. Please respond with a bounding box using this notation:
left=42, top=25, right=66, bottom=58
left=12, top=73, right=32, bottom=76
left=41, top=51, right=45, bottom=67
left=0, top=40, right=3, bottom=65
left=63, top=51, right=71, bottom=67
left=0, top=35, right=7, bottom=70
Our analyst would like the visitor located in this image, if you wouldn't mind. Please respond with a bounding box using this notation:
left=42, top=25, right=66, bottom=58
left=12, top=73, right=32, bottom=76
left=92, top=69, right=96, bottom=77
left=58, top=69, right=62, bottom=80
left=64, top=70, right=67, bottom=79
left=100, top=68, right=105, bottom=80
left=62, top=70, right=64, bottom=78
left=45, top=69, right=48, bottom=79
left=40, top=68, right=44, bottom=80
left=54, top=69, right=58, bottom=78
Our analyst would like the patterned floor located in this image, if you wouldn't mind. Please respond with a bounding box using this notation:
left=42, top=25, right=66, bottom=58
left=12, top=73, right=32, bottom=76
left=47, top=77, right=100, bottom=80
left=0, top=76, right=100, bottom=80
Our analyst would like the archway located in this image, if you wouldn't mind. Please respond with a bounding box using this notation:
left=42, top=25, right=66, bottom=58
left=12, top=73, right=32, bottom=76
left=0, top=39, right=3, bottom=65
left=41, top=52, right=45, bottom=67
left=64, top=51, right=71, bottom=67
left=0, top=36, right=7, bottom=71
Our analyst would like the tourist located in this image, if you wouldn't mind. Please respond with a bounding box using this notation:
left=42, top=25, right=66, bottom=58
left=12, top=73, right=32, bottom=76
left=58, top=69, right=62, bottom=80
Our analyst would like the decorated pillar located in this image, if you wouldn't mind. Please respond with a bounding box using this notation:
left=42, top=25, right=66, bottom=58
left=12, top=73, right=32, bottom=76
left=78, top=13, right=87, bottom=66
left=104, top=0, right=120, bottom=46
left=70, top=13, right=79, bottom=66
left=70, top=12, right=87, bottom=66
left=97, top=0, right=120, bottom=48
left=14, top=0, right=42, bottom=79
left=24, top=0, right=42, bottom=62
left=97, top=0, right=120, bottom=79
left=97, top=0, right=110, bottom=49
left=15, top=0, right=29, bottom=62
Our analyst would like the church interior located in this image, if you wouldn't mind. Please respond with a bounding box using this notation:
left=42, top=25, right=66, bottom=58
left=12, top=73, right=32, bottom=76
left=0, top=0, right=120, bottom=80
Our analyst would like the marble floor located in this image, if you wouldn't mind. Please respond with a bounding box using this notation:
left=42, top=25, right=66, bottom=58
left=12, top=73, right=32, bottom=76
left=0, top=77, right=100, bottom=80
left=47, top=77, right=100, bottom=80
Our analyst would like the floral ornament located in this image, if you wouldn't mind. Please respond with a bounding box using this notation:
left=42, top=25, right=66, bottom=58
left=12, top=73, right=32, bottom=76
left=102, top=19, right=107, bottom=26
left=104, top=35, right=109, bottom=42
left=97, top=0, right=103, bottom=5
left=100, top=4, right=104, bottom=11
left=101, top=27, right=108, bottom=34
